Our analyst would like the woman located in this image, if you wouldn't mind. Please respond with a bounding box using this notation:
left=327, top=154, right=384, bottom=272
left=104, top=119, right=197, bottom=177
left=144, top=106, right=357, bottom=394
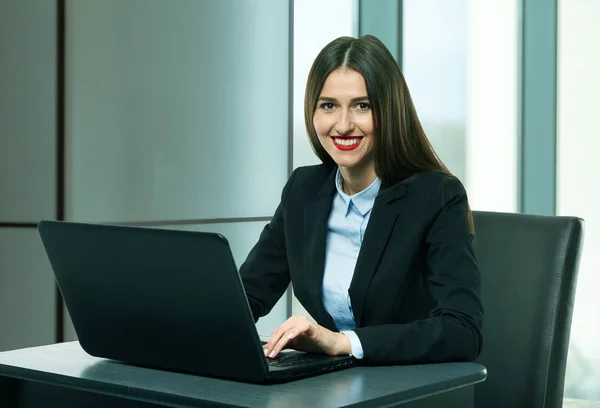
left=239, top=35, right=483, bottom=365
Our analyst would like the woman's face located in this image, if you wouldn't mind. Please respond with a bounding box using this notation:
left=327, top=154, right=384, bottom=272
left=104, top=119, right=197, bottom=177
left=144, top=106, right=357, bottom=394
left=313, top=68, right=375, bottom=174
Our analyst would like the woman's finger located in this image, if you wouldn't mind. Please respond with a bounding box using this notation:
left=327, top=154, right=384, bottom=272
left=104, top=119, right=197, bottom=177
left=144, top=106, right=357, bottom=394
left=267, top=328, right=298, bottom=358
left=262, top=317, right=313, bottom=357
left=263, top=322, right=292, bottom=356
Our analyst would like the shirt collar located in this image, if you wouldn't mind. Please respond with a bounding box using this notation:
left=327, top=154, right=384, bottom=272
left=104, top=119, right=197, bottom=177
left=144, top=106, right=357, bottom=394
left=335, top=168, right=382, bottom=216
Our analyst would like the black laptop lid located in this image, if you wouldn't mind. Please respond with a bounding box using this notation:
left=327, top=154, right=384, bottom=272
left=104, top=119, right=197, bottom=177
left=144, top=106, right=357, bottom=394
left=38, top=220, right=269, bottom=382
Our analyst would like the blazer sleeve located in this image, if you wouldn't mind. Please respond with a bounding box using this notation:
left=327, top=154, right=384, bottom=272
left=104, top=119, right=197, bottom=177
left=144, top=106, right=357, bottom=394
left=354, top=177, right=484, bottom=364
left=239, top=170, right=297, bottom=322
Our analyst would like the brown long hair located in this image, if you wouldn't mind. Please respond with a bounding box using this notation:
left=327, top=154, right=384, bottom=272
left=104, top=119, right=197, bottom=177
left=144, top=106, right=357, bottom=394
left=304, top=35, right=474, bottom=232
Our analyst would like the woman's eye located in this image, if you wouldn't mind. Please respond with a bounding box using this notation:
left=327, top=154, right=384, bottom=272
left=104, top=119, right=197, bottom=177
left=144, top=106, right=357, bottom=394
left=356, top=102, right=371, bottom=110
left=319, top=102, right=335, bottom=110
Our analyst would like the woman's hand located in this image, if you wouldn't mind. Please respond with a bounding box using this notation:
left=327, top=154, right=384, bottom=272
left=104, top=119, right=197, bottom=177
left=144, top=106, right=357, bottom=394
left=262, top=316, right=351, bottom=359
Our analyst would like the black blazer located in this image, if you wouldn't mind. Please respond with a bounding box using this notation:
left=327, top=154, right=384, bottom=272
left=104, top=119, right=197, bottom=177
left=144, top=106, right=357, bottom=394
left=239, top=164, right=484, bottom=365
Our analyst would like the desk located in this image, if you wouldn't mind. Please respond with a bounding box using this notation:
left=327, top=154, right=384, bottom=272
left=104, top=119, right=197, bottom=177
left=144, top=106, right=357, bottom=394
left=0, top=342, right=486, bottom=407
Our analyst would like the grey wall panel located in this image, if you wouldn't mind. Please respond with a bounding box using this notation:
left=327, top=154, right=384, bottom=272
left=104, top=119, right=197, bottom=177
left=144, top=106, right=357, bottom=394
left=62, top=221, right=288, bottom=341
left=359, top=0, right=400, bottom=61
left=0, top=0, right=57, bottom=222
left=520, top=0, right=557, bottom=215
left=0, top=229, right=56, bottom=351
left=65, top=0, right=290, bottom=223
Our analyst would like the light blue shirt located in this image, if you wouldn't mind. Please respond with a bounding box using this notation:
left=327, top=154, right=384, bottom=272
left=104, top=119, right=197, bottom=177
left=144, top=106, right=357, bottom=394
left=322, top=169, right=382, bottom=359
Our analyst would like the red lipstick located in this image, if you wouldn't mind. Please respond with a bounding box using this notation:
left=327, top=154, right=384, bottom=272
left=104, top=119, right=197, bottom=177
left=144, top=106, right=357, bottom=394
left=332, top=137, right=362, bottom=151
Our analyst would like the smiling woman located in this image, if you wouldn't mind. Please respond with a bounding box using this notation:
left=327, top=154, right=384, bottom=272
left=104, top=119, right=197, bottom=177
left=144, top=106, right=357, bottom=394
left=239, top=35, right=483, bottom=365
left=304, top=36, right=452, bottom=190
left=313, top=68, right=375, bottom=195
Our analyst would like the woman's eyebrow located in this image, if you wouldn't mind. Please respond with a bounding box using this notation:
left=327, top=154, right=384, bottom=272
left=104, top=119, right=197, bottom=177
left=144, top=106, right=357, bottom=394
left=317, top=96, right=370, bottom=103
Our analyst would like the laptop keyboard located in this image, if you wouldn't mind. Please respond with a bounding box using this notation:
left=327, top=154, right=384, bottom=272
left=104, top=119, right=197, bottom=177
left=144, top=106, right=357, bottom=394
left=266, top=354, right=321, bottom=367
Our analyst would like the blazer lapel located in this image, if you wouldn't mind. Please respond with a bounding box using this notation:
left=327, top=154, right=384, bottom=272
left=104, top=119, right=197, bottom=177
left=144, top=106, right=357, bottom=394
left=349, top=183, right=407, bottom=328
left=303, top=169, right=337, bottom=331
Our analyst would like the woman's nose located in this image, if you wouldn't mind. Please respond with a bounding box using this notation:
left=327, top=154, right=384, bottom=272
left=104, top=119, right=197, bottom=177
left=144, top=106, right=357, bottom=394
left=335, top=112, right=355, bottom=135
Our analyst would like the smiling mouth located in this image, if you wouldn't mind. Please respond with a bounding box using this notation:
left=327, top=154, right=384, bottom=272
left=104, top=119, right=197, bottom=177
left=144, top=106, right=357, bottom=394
left=331, top=136, right=363, bottom=151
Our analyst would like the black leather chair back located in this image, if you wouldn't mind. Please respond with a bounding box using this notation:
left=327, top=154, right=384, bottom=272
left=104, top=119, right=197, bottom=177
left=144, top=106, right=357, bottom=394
left=472, top=211, right=584, bottom=408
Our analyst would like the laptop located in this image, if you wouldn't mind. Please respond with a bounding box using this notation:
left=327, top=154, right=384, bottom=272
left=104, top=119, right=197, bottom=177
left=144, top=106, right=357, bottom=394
left=37, top=220, right=355, bottom=383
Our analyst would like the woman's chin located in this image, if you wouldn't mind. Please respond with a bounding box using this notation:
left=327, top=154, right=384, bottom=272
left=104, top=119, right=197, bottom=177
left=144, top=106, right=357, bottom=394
left=332, top=156, right=367, bottom=170
left=333, top=160, right=359, bottom=169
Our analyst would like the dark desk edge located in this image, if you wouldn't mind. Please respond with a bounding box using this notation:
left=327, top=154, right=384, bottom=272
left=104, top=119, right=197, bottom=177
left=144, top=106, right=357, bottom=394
left=374, top=372, right=486, bottom=407
left=0, top=364, right=217, bottom=408
left=0, top=361, right=487, bottom=408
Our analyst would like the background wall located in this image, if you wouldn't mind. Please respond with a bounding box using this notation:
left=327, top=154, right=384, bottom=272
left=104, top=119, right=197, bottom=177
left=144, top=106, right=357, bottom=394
left=0, top=0, right=58, bottom=352
left=0, top=0, right=292, bottom=350
left=65, top=0, right=289, bottom=224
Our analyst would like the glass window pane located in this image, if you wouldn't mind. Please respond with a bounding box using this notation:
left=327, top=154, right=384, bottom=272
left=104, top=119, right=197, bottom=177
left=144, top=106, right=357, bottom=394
left=558, top=0, right=600, bottom=400
left=403, top=0, right=518, bottom=212
left=65, top=0, right=289, bottom=223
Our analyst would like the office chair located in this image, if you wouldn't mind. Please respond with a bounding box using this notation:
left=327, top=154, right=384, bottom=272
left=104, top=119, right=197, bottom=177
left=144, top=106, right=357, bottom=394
left=472, top=211, right=584, bottom=408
